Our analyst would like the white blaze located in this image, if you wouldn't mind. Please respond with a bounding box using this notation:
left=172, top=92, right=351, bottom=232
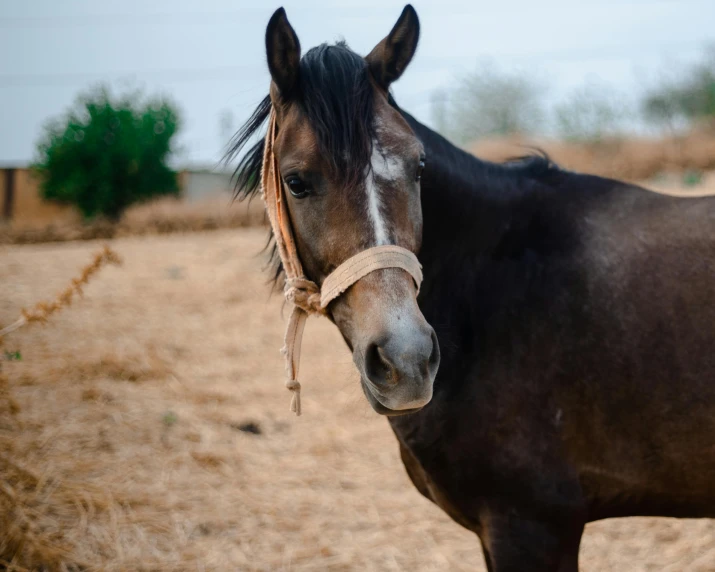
left=366, top=140, right=402, bottom=245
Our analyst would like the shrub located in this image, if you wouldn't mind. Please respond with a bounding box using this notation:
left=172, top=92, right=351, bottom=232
left=642, top=46, right=715, bottom=131
left=430, top=62, right=546, bottom=144
left=33, top=85, right=181, bottom=221
left=554, top=84, right=629, bottom=142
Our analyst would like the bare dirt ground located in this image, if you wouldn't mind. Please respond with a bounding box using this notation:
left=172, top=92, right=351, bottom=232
left=1, top=228, right=713, bottom=571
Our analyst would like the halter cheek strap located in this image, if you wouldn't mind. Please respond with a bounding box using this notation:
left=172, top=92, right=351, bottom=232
left=260, top=109, right=423, bottom=415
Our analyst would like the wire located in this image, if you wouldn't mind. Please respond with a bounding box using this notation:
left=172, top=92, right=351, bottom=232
left=0, top=65, right=263, bottom=88
left=0, top=8, right=380, bottom=29
left=0, top=12, right=260, bottom=28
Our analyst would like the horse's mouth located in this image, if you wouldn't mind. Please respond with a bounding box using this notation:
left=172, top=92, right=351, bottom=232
left=360, top=378, right=427, bottom=417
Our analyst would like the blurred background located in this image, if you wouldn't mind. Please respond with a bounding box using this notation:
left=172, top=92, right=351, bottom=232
left=1, top=1, right=714, bottom=570
left=2, top=0, right=715, bottom=234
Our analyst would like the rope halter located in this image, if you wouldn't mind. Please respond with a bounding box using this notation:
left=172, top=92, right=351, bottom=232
left=260, top=109, right=423, bottom=415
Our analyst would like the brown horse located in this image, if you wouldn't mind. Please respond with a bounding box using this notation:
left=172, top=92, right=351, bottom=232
left=228, top=6, right=715, bottom=570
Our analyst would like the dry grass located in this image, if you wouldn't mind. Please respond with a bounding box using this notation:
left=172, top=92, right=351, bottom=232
left=0, top=247, right=123, bottom=571
left=0, top=229, right=713, bottom=571
left=0, top=246, right=121, bottom=338
left=0, top=195, right=266, bottom=245
left=470, top=129, right=715, bottom=182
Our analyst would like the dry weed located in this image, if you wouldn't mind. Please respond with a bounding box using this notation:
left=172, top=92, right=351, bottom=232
left=0, top=246, right=121, bottom=339
left=0, top=246, right=123, bottom=571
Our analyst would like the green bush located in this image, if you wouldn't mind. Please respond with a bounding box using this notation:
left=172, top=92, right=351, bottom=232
left=34, top=85, right=181, bottom=221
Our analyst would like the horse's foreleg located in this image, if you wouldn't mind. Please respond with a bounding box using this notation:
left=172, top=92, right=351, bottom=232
left=479, top=508, right=584, bottom=572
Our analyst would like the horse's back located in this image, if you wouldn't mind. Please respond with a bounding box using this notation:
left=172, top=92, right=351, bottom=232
left=561, top=179, right=715, bottom=517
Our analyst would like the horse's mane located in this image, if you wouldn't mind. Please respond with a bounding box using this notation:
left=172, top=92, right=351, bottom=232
left=224, top=41, right=376, bottom=283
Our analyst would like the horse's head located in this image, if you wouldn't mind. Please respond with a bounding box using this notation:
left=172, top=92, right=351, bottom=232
left=245, top=5, right=439, bottom=415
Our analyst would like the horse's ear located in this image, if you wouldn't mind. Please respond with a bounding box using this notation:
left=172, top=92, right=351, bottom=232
left=265, top=7, right=301, bottom=98
left=366, top=5, right=420, bottom=91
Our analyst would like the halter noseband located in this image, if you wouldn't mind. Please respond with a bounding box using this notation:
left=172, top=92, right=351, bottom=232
left=260, top=110, right=423, bottom=415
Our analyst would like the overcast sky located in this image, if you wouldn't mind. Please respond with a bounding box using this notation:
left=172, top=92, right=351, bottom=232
left=1, top=0, right=714, bottom=166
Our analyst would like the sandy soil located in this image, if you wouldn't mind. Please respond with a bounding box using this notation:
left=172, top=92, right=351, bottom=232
left=1, top=228, right=713, bottom=571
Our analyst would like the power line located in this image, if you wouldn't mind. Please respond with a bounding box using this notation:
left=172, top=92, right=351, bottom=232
left=0, top=35, right=709, bottom=90
left=0, top=65, right=262, bottom=88
left=418, top=40, right=710, bottom=66
left=2, top=39, right=706, bottom=88
left=0, top=12, right=259, bottom=28
left=0, top=8, right=386, bottom=29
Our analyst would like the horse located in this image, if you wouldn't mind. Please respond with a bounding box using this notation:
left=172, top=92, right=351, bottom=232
left=227, top=6, right=715, bottom=570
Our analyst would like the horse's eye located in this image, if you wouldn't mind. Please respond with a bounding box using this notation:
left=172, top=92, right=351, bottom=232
left=286, top=176, right=310, bottom=198
left=416, top=159, right=425, bottom=182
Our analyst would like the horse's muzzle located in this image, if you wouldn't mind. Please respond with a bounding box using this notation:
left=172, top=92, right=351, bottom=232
left=357, top=323, right=440, bottom=414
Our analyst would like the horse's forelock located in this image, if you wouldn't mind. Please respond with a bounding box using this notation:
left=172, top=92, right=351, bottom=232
left=298, top=42, right=376, bottom=189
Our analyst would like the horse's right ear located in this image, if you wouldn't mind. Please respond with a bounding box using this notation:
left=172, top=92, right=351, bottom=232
left=265, top=8, right=301, bottom=98
left=366, top=5, right=420, bottom=91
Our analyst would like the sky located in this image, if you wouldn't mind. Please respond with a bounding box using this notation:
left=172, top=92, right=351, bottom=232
left=1, top=0, right=714, bottom=167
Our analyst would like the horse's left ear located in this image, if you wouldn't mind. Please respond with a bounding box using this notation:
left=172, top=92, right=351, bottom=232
left=366, top=5, right=420, bottom=91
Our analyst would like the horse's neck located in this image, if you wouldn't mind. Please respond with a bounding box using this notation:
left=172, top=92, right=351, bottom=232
left=402, top=113, right=515, bottom=276
left=401, top=112, right=542, bottom=365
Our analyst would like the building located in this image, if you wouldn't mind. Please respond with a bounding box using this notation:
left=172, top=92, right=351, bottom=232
left=0, top=165, right=234, bottom=226
left=0, top=166, right=76, bottom=226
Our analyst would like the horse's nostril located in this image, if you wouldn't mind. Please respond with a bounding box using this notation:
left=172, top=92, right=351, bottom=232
left=365, top=342, right=397, bottom=387
left=428, top=329, right=441, bottom=376
left=364, top=329, right=439, bottom=390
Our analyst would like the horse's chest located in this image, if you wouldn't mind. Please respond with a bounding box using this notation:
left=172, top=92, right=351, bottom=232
left=397, top=439, right=482, bottom=531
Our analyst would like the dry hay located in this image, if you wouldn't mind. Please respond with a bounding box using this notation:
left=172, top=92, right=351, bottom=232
left=470, top=129, right=715, bottom=183
left=0, top=195, right=266, bottom=246
left=0, top=229, right=713, bottom=570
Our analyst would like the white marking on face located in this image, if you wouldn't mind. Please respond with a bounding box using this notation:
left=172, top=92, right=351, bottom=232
left=366, top=139, right=402, bottom=245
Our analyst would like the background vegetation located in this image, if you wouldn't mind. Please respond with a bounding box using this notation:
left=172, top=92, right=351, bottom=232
left=33, top=85, right=181, bottom=221
left=433, top=46, right=715, bottom=144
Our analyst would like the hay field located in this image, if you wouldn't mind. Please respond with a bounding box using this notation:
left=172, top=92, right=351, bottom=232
left=0, top=195, right=266, bottom=245
left=1, top=229, right=713, bottom=571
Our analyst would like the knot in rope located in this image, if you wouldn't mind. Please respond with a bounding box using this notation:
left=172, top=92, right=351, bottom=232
left=284, top=277, right=325, bottom=316
left=284, top=379, right=302, bottom=415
